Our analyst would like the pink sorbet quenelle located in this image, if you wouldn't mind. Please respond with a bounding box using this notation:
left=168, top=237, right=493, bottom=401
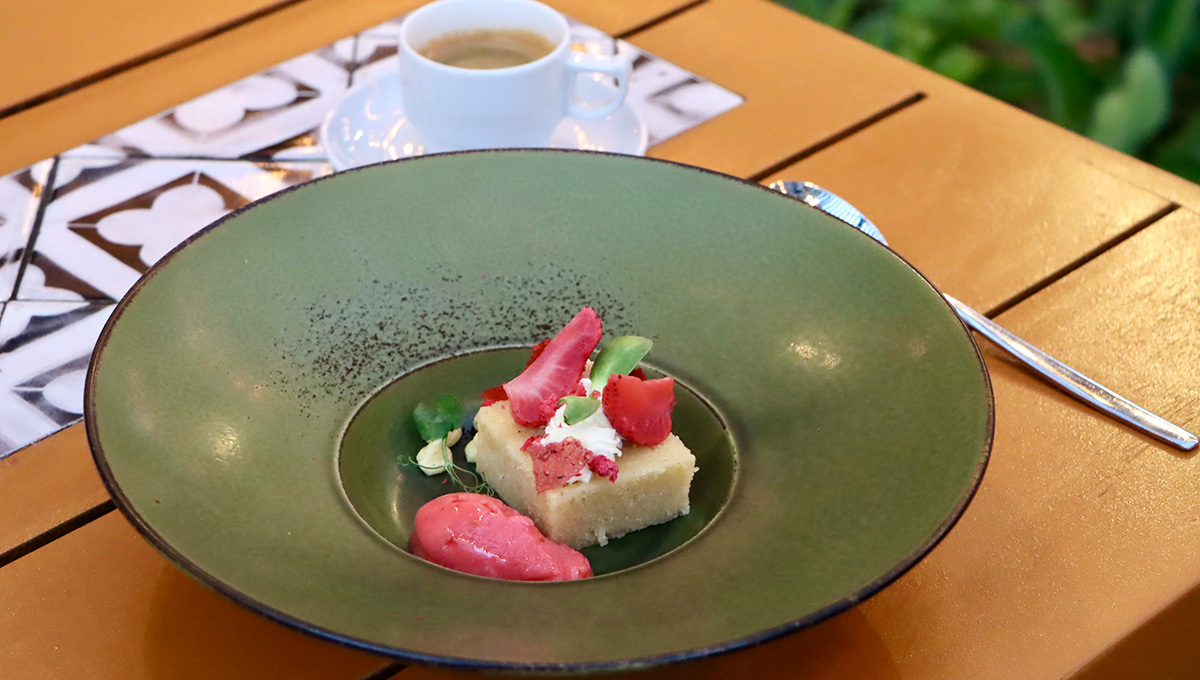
left=410, top=492, right=592, bottom=581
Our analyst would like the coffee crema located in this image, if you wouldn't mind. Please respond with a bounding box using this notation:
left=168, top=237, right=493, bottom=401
left=419, top=29, right=557, bottom=69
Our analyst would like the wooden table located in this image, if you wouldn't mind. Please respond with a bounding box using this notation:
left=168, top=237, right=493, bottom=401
left=3, top=1, right=1200, bottom=678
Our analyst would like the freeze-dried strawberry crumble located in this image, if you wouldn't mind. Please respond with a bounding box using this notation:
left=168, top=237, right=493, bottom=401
left=523, top=436, right=592, bottom=493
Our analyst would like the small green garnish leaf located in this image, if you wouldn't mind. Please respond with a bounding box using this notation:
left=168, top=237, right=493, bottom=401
left=406, top=394, right=492, bottom=493
left=589, top=335, right=653, bottom=389
left=413, top=394, right=464, bottom=442
left=558, top=396, right=601, bottom=425
left=398, top=435, right=496, bottom=497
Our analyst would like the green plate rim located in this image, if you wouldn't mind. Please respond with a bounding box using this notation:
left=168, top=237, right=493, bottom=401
left=84, top=149, right=994, bottom=673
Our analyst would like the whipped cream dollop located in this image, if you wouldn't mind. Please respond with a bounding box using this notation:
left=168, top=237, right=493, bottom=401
left=540, top=377, right=622, bottom=484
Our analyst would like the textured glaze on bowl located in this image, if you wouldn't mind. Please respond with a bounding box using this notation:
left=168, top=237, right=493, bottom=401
left=86, top=150, right=992, bottom=673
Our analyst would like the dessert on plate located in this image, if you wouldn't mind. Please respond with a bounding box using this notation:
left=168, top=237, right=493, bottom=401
left=407, top=306, right=697, bottom=579
left=471, top=307, right=697, bottom=550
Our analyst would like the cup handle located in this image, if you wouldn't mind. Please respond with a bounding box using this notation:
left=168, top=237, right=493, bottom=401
left=564, top=51, right=631, bottom=119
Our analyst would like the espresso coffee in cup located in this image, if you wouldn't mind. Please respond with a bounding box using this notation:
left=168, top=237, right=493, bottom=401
left=399, top=0, right=631, bottom=151
left=419, top=29, right=557, bottom=70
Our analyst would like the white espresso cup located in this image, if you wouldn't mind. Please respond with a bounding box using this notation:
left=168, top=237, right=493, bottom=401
left=399, top=0, right=631, bottom=151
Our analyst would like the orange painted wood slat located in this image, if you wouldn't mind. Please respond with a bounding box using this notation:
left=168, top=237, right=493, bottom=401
left=1074, top=580, right=1200, bottom=679
left=846, top=207, right=1200, bottom=680
left=1076, top=135, right=1200, bottom=214
left=397, top=209, right=1200, bottom=679
left=0, top=0, right=692, bottom=117
left=0, top=511, right=392, bottom=680
left=0, top=423, right=110, bottom=558
left=0, top=0, right=697, bottom=176
left=762, top=94, right=1173, bottom=313
left=553, top=0, right=701, bottom=36
left=821, top=40, right=1200, bottom=213
left=0, top=0, right=412, bottom=175
left=631, top=0, right=1200, bottom=217
left=632, top=0, right=922, bottom=178
left=0, top=0, right=295, bottom=115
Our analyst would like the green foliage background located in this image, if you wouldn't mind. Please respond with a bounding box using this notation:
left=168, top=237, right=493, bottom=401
left=778, top=0, right=1200, bottom=183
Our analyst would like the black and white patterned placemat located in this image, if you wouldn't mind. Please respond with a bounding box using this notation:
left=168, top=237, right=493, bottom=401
left=0, top=16, right=743, bottom=459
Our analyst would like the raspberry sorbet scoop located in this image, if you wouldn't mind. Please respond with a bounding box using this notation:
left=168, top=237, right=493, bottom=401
left=409, top=493, right=592, bottom=581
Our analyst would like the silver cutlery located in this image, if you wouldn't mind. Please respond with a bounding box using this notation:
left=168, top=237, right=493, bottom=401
left=771, top=179, right=1198, bottom=451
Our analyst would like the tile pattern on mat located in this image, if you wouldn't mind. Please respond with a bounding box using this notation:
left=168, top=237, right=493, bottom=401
left=63, top=40, right=355, bottom=162
left=0, top=162, right=53, bottom=301
left=24, top=159, right=332, bottom=302
left=0, top=15, right=742, bottom=458
left=0, top=301, right=114, bottom=457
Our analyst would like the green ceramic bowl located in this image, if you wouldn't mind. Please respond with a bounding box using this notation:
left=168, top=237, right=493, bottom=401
left=86, top=150, right=992, bottom=673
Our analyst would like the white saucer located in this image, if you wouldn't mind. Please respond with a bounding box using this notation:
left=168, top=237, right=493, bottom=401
left=320, top=71, right=648, bottom=171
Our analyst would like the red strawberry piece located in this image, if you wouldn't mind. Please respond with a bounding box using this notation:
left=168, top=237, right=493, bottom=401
left=602, top=374, right=676, bottom=446
left=504, top=308, right=602, bottom=427
left=629, top=367, right=648, bottom=380
left=524, top=339, right=552, bottom=368
left=586, top=453, right=618, bottom=482
left=479, top=340, right=554, bottom=406
left=522, top=437, right=591, bottom=493
left=479, top=385, right=508, bottom=406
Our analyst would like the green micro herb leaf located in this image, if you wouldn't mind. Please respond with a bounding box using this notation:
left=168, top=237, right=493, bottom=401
left=558, top=396, right=601, bottom=425
left=589, top=335, right=653, bottom=389
left=413, top=394, right=464, bottom=442
left=397, top=436, right=496, bottom=496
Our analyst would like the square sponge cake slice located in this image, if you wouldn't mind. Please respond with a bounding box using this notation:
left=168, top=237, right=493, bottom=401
left=472, top=402, right=696, bottom=549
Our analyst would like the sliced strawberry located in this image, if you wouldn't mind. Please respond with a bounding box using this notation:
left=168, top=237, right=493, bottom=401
left=602, top=374, right=676, bottom=446
left=504, top=308, right=602, bottom=427
left=586, top=453, right=618, bottom=482
left=629, top=367, right=648, bottom=380
left=479, top=385, right=508, bottom=406
left=524, top=339, right=552, bottom=368
left=479, top=340, right=553, bottom=406
left=477, top=340, right=552, bottom=405
left=522, top=436, right=591, bottom=493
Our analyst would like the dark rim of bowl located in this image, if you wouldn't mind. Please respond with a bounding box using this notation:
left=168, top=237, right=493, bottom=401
left=83, top=148, right=995, bottom=674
